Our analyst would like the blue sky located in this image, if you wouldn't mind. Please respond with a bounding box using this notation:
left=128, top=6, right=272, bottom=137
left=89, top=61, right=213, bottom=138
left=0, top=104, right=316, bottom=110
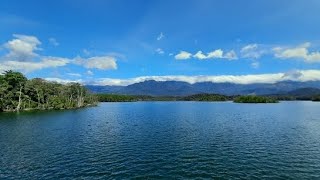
left=1, top=0, right=320, bottom=85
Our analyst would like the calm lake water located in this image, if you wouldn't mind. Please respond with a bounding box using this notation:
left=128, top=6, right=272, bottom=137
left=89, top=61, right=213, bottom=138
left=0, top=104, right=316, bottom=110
left=1, top=102, right=320, bottom=179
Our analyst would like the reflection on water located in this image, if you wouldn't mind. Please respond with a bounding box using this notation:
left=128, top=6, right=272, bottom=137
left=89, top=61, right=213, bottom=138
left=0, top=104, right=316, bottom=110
left=1, top=101, right=320, bottom=179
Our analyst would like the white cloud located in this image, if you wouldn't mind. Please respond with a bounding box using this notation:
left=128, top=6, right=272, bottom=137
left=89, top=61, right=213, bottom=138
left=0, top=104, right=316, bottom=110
left=193, top=51, right=207, bottom=60
left=74, top=56, right=117, bottom=70
left=44, top=69, right=320, bottom=86
left=67, top=73, right=81, bottom=77
left=156, top=48, right=164, bottom=54
left=251, top=61, right=260, bottom=69
left=44, top=78, right=83, bottom=84
left=4, top=34, right=41, bottom=61
left=49, top=38, right=59, bottom=46
left=157, top=32, right=164, bottom=41
left=175, top=51, right=192, bottom=60
left=0, top=34, right=119, bottom=73
left=207, top=49, right=224, bottom=58
left=273, top=42, right=320, bottom=63
left=241, top=44, right=264, bottom=59
left=282, top=69, right=303, bottom=79
left=192, top=49, right=237, bottom=60
left=86, top=70, right=94, bottom=76
left=241, top=44, right=258, bottom=52
left=0, top=56, right=69, bottom=73
left=224, top=50, right=238, bottom=60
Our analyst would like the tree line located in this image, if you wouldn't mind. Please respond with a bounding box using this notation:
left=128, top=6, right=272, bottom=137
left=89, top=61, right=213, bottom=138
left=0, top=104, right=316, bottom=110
left=0, top=71, right=97, bottom=112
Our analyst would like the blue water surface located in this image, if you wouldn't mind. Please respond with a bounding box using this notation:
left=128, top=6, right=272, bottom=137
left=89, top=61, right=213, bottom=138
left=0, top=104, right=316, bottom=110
left=1, top=102, right=320, bottom=179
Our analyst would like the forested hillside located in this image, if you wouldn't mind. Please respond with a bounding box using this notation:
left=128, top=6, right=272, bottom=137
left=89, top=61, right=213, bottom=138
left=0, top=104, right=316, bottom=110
left=0, top=71, right=97, bottom=112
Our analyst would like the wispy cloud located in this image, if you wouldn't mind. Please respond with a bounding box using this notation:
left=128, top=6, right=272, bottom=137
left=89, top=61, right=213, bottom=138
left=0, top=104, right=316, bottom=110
left=241, top=44, right=265, bottom=59
left=67, top=73, right=81, bottom=77
left=49, top=38, right=59, bottom=46
left=157, top=32, right=164, bottom=41
left=251, top=61, right=260, bottom=69
left=156, top=48, right=164, bottom=54
left=0, top=14, right=39, bottom=27
left=83, top=49, right=90, bottom=56
left=86, top=70, right=94, bottom=76
left=273, top=42, right=320, bottom=63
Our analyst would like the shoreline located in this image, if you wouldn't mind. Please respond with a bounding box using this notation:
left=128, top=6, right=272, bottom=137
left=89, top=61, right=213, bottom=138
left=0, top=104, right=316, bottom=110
left=1, top=104, right=97, bottom=113
left=1, top=100, right=319, bottom=113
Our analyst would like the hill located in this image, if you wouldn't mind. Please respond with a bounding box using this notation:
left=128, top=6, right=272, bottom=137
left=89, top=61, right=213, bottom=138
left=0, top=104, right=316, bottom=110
left=86, top=80, right=320, bottom=96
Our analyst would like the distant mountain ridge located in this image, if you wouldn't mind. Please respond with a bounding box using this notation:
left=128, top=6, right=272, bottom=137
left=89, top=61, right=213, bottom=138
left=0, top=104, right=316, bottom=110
left=86, top=80, right=320, bottom=96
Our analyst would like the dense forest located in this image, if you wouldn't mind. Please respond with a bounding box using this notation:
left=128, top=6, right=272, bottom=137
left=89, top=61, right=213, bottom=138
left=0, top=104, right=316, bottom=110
left=2, top=70, right=320, bottom=112
left=97, top=93, right=230, bottom=102
left=182, top=93, right=228, bottom=101
left=312, top=96, right=320, bottom=101
left=97, top=93, right=320, bottom=103
left=0, top=71, right=97, bottom=112
left=234, top=96, right=278, bottom=103
left=97, top=94, right=178, bottom=102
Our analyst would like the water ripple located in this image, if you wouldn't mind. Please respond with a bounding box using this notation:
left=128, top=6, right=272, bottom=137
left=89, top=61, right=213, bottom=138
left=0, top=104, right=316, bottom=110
left=1, top=102, right=320, bottom=179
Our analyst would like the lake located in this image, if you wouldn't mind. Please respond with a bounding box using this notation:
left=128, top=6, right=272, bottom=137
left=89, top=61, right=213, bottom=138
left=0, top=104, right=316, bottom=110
left=1, top=102, right=320, bottom=179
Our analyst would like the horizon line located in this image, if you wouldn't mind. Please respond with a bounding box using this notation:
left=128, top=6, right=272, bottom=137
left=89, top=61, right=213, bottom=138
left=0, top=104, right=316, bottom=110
left=43, top=69, right=320, bottom=86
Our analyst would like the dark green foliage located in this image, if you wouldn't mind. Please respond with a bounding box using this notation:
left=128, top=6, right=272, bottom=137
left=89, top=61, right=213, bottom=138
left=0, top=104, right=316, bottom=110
left=96, top=93, right=229, bottom=102
left=0, top=71, right=97, bottom=112
left=234, top=95, right=278, bottom=103
left=182, top=93, right=228, bottom=101
left=312, top=96, right=320, bottom=101
left=97, top=94, right=139, bottom=102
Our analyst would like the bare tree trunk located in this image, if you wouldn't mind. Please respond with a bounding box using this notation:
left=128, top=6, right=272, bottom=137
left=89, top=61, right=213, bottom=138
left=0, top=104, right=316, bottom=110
left=36, top=89, right=41, bottom=108
left=77, top=88, right=81, bottom=108
left=16, top=86, right=23, bottom=112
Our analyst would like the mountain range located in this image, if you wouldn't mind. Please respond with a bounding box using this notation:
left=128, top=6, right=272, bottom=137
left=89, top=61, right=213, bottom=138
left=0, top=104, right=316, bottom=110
left=86, top=80, right=320, bottom=96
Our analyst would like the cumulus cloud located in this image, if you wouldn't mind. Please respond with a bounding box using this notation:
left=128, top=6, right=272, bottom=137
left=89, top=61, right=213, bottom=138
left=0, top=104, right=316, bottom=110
left=4, top=34, right=41, bottom=61
left=0, top=34, right=119, bottom=73
left=193, top=51, right=207, bottom=59
left=157, top=32, right=164, bottom=41
left=74, top=56, right=117, bottom=70
left=273, top=42, right=320, bottom=62
left=49, top=38, right=59, bottom=46
left=207, top=49, right=224, bottom=58
left=0, top=56, right=69, bottom=73
left=241, top=44, right=265, bottom=59
left=78, top=69, right=320, bottom=86
left=175, top=51, right=192, bottom=60
left=190, top=49, right=237, bottom=60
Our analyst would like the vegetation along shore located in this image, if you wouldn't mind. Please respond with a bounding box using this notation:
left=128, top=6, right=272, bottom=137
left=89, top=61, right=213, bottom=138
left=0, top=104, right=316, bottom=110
left=0, top=71, right=97, bottom=112
left=2, top=70, right=320, bottom=113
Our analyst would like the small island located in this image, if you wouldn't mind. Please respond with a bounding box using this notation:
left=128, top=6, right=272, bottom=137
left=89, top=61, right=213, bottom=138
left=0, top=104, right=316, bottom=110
left=0, top=71, right=97, bottom=112
left=312, top=96, right=320, bottom=102
left=182, top=93, right=228, bottom=101
left=234, top=95, right=279, bottom=103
